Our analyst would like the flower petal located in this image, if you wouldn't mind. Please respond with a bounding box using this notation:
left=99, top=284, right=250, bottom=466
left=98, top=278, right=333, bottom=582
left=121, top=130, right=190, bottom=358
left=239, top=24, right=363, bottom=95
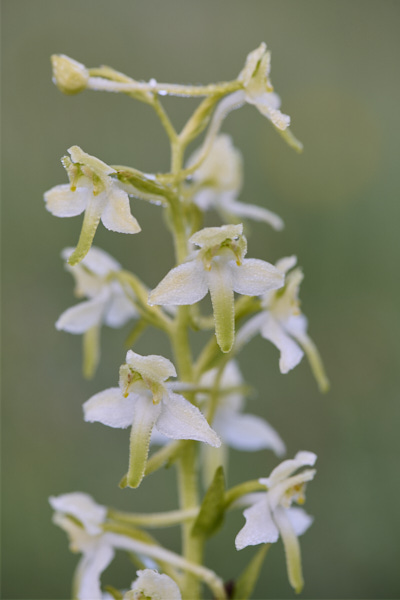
left=220, top=198, right=284, bottom=231
left=125, top=350, right=177, bottom=382
left=273, top=506, right=304, bottom=593
left=156, top=392, right=221, bottom=447
left=49, top=492, right=106, bottom=535
left=260, top=314, right=304, bottom=373
left=75, top=543, right=115, bottom=600
left=231, top=259, right=284, bottom=297
left=68, top=194, right=107, bottom=266
left=216, top=411, right=286, bottom=456
left=129, top=569, right=182, bottom=600
left=126, top=395, right=160, bottom=488
left=56, top=296, right=107, bottom=334
left=235, top=497, right=279, bottom=550
left=207, top=258, right=235, bottom=353
left=100, top=185, right=141, bottom=234
left=235, top=312, right=267, bottom=351
left=286, top=507, right=314, bottom=537
left=148, top=260, right=208, bottom=306
left=83, top=388, right=136, bottom=429
left=265, top=451, right=317, bottom=487
left=44, top=184, right=88, bottom=217
left=104, top=288, right=138, bottom=328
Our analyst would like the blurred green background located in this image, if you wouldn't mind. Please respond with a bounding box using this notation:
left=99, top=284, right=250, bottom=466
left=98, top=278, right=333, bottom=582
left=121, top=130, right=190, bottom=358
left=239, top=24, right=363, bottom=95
left=2, top=1, right=400, bottom=598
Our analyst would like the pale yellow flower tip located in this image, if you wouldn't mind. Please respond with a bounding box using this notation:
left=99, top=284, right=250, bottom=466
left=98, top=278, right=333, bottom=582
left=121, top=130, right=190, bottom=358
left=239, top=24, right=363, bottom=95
left=51, top=54, right=89, bottom=95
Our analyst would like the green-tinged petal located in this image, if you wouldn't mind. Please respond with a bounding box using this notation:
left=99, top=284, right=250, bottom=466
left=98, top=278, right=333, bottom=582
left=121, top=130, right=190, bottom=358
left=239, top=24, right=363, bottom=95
left=68, top=194, right=107, bottom=266
left=148, top=260, right=207, bottom=306
left=157, top=392, right=221, bottom=447
left=293, top=330, right=330, bottom=393
left=273, top=506, right=304, bottom=593
left=126, top=569, right=182, bottom=600
left=207, top=258, right=235, bottom=353
left=278, top=127, right=304, bottom=153
left=83, top=388, right=136, bottom=429
left=126, top=395, right=160, bottom=488
left=125, top=350, right=176, bottom=382
left=56, top=295, right=107, bottom=333
left=192, top=466, right=225, bottom=538
left=231, top=258, right=284, bottom=297
left=100, top=185, right=141, bottom=234
left=51, top=54, right=89, bottom=95
left=221, top=198, right=284, bottom=231
left=68, top=145, right=115, bottom=177
left=235, top=497, right=279, bottom=550
left=190, top=224, right=242, bottom=249
left=44, top=184, right=88, bottom=217
left=83, top=325, right=101, bottom=379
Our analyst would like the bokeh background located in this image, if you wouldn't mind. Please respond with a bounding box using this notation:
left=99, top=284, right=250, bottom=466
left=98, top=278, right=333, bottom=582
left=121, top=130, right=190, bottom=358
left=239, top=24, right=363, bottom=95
left=2, top=1, right=400, bottom=598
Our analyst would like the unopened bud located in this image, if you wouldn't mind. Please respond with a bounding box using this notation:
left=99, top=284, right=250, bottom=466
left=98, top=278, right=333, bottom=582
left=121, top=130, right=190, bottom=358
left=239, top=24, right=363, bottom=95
left=51, top=54, right=89, bottom=95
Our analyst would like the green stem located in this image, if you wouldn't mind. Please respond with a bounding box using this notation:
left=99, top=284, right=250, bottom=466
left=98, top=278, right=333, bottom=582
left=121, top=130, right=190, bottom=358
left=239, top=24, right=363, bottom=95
left=224, top=480, right=267, bottom=509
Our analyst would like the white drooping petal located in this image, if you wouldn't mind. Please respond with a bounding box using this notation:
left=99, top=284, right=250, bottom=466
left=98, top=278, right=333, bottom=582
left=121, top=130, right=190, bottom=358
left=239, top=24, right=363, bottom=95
left=231, top=258, right=284, bottom=296
left=235, top=497, right=279, bottom=549
left=286, top=507, right=314, bottom=537
left=125, top=350, right=177, bottom=382
left=128, top=569, right=182, bottom=600
left=104, top=286, right=138, bottom=327
left=148, top=260, right=208, bottom=306
left=62, top=246, right=121, bottom=277
left=49, top=493, right=106, bottom=535
left=56, top=294, right=107, bottom=333
left=44, top=184, right=88, bottom=217
left=265, top=451, right=317, bottom=487
left=260, top=314, right=304, bottom=373
left=220, top=197, right=284, bottom=231
left=100, top=185, right=141, bottom=234
left=83, top=388, right=136, bottom=429
left=215, top=411, right=285, bottom=455
left=156, top=392, right=221, bottom=447
left=75, top=542, right=115, bottom=600
left=235, top=312, right=267, bottom=350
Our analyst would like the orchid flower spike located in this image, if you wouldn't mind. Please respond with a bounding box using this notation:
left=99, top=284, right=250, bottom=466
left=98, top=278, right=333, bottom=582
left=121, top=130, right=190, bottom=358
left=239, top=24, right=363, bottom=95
left=238, top=43, right=303, bottom=151
left=84, top=351, right=221, bottom=488
left=236, top=256, right=329, bottom=392
left=56, top=246, right=138, bottom=378
left=187, top=134, right=284, bottom=231
left=235, top=451, right=317, bottom=594
left=44, top=146, right=141, bottom=266
left=149, top=224, right=284, bottom=353
left=124, top=569, right=182, bottom=600
left=199, top=361, right=286, bottom=486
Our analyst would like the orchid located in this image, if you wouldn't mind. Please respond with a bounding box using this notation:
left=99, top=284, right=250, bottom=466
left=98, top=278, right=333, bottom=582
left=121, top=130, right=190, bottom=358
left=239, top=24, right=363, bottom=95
left=199, top=361, right=286, bottom=486
left=56, top=246, right=138, bottom=377
left=83, top=351, right=221, bottom=488
left=187, top=134, right=283, bottom=231
left=124, top=569, right=182, bottom=600
left=236, top=256, right=329, bottom=392
left=49, top=492, right=119, bottom=600
left=44, top=145, right=140, bottom=266
left=149, top=224, right=284, bottom=353
left=235, top=451, right=317, bottom=593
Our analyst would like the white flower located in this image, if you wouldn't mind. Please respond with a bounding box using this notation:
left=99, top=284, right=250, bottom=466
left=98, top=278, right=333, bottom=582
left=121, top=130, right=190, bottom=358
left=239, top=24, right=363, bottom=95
left=235, top=451, right=317, bottom=593
left=49, top=493, right=115, bottom=600
left=238, top=43, right=290, bottom=131
left=56, top=246, right=138, bottom=377
left=44, top=145, right=140, bottom=265
left=124, top=569, right=181, bottom=600
left=199, top=361, right=286, bottom=486
left=83, top=351, right=221, bottom=488
left=187, top=134, right=284, bottom=231
left=236, top=256, right=329, bottom=392
left=149, top=224, right=284, bottom=353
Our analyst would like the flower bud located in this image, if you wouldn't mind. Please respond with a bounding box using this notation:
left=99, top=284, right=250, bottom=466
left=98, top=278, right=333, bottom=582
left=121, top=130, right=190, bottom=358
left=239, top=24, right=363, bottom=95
left=51, top=54, right=89, bottom=95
